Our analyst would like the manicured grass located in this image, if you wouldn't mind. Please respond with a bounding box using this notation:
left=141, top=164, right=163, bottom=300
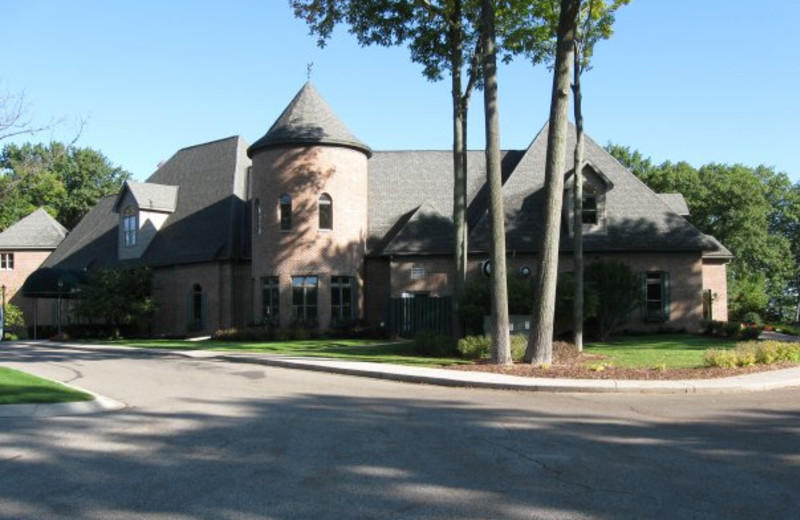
left=92, top=338, right=470, bottom=367
left=585, top=334, right=738, bottom=369
left=0, top=367, right=93, bottom=405
left=86, top=334, right=741, bottom=370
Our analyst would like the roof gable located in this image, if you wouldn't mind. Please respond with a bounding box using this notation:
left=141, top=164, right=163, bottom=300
left=113, top=181, right=179, bottom=213
left=0, top=208, right=67, bottom=249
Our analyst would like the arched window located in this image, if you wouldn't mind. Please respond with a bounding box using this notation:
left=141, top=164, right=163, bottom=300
left=318, top=193, right=332, bottom=230
left=279, top=194, right=292, bottom=231
left=123, top=206, right=137, bottom=247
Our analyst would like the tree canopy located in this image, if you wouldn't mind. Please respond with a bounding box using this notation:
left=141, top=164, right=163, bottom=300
left=607, top=144, right=800, bottom=321
left=0, top=142, right=131, bottom=230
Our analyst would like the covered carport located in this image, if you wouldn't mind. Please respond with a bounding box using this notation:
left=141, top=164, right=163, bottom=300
left=20, top=267, right=85, bottom=339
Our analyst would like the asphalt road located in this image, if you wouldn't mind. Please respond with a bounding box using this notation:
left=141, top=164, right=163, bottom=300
left=1, top=342, right=799, bottom=520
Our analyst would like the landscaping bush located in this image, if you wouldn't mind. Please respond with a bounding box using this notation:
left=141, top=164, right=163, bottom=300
left=585, top=260, right=641, bottom=341
left=414, top=329, right=457, bottom=357
left=723, top=321, right=742, bottom=338
left=703, top=349, right=738, bottom=368
left=510, top=334, right=528, bottom=362
left=457, top=335, right=491, bottom=359
left=742, top=312, right=763, bottom=326
left=738, top=325, right=763, bottom=341
left=704, top=340, right=800, bottom=368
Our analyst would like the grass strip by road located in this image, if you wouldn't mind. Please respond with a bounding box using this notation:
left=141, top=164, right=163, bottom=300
left=91, top=334, right=742, bottom=370
left=89, top=338, right=470, bottom=367
left=585, top=334, right=737, bottom=369
left=0, top=367, right=93, bottom=405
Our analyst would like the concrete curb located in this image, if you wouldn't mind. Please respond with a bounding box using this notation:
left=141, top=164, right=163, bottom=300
left=8, top=340, right=800, bottom=394
left=0, top=370, right=126, bottom=418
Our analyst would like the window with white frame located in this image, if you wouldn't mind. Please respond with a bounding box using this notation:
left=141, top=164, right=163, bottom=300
left=123, top=206, right=138, bottom=247
left=0, top=252, right=13, bottom=270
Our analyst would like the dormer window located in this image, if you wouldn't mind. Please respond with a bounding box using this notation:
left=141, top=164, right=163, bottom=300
left=318, top=193, right=332, bottom=230
left=279, top=194, right=292, bottom=231
left=582, top=190, right=598, bottom=225
left=123, top=206, right=138, bottom=247
left=564, top=163, right=611, bottom=236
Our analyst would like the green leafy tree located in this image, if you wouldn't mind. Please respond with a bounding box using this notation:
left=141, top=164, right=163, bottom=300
left=585, top=260, right=640, bottom=340
left=608, top=145, right=798, bottom=321
left=0, top=142, right=130, bottom=230
left=79, top=268, right=157, bottom=337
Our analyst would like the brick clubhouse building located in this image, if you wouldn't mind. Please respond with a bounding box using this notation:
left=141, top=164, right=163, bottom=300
left=34, top=83, right=731, bottom=336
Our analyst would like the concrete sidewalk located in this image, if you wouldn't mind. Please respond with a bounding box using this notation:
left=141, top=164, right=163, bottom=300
left=10, top=340, right=800, bottom=395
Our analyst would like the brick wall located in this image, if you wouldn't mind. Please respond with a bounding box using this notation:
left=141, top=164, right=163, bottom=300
left=151, top=261, right=249, bottom=336
left=250, top=145, right=369, bottom=329
left=702, top=259, right=729, bottom=322
left=0, top=249, right=54, bottom=331
left=382, top=251, right=711, bottom=333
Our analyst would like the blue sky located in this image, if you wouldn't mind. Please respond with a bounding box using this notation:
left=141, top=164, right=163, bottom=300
left=3, top=0, right=799, bottom=182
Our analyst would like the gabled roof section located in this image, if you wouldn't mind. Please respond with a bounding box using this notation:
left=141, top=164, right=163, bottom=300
left=113, top=181, right=179, bottom=213
left=565, top=160, right=614, bottom=189
left=46, top=136, right=252, bottom=270
left=382, top=202, right=453, bottom=255
left=0, top=208, right=67, bottom=250
left=248, top=82, right=371, bottom=158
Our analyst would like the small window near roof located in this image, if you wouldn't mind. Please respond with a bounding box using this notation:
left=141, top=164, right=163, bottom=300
left=123, top=206, right=137, bottom=247
left=582, top=193, right=598, bottom=224
left=279, top=194, right=292, bottom=231
left=318, top=193, right=332, bottom=230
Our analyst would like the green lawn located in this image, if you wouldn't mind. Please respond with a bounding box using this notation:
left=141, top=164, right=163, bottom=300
left=93, top=338, right=470, bottom=367
left=0, top=367, right=93, bottom=405
left=86, top=334, right=741, bottom=370
left=584, top=334, right=738, bottom=369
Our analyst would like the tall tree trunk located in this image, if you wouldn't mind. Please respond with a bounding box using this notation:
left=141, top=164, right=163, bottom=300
left=525, top=0, right=580, bottom=365
left=482, top=0, right=511, bottom=364
left=572, top=39, right=585, bottom=352
left=450, top=1, right=468, bottom=341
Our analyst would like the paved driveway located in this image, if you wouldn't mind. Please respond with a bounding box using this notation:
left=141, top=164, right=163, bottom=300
left=2, top=342, right=800, bottom=519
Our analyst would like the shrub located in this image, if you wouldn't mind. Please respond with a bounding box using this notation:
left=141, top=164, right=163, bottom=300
left=703, top=349, right=738, bottom=368
left=585, top=260, right=641, bottom=341
left=510, top=334, right=528, bottom=362
left=742, top=312, right=763, bottom=326
left=734, top=343, right=758, bottom=366
left=723, top=321, right=742, bottom=337
left=457, top=335, right=491, bottom=359
left=700, top=319, right=713, bottom=335
left=414, top=329, right=457, bottom=357
left=737, top=325, right=763, bottom=341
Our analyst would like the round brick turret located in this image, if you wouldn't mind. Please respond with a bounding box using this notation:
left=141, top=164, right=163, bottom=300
left=248, top=83, right=370, bottom=329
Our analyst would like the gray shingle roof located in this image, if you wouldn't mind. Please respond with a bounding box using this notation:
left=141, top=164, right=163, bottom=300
left=248, top=82, right=371, bottom=158
left=45, top=136, right=252, bottom=270
left=369, top=122, right=732, bottom=259
left=0, top=208, right=67, bottom=249
left=114, top=181, right=179, bottom=213
left=658, top=193, right=690, bottom=216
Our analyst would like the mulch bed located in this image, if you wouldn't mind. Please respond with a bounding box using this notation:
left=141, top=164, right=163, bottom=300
left=445, top=341, right=799, bottom=380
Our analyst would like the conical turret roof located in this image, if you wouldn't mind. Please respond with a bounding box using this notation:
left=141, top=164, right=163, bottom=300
left=247, top=82, right=371, bottom=158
